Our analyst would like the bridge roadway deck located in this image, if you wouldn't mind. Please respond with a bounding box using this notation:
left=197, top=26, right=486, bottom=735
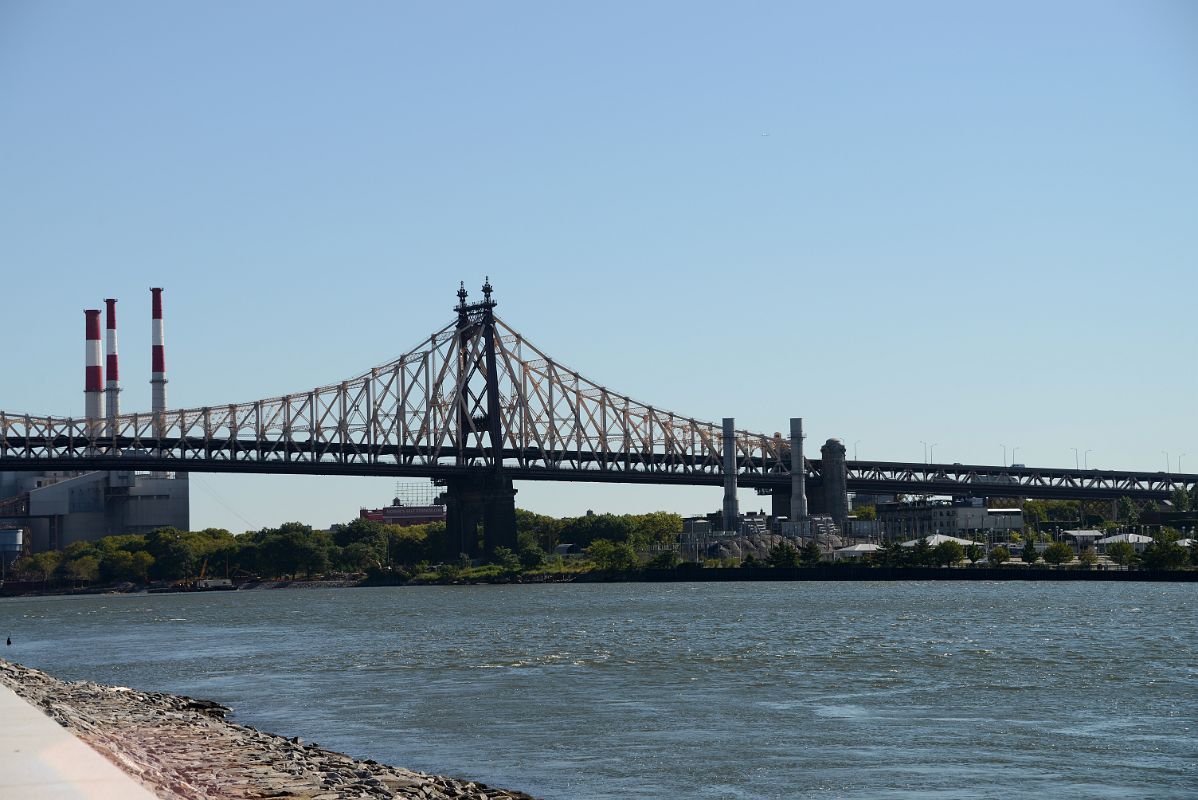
left=0, top=678, right=159, bottom=799
left=1, top=445, right=1193, bottom=501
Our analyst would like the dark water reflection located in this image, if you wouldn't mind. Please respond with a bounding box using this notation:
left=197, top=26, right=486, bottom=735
left=2, top=582, right=1195, bottom=799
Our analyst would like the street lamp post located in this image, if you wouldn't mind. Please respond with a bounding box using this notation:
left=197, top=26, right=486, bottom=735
left=929, top=443, right=939, bottom=463
left=1001, top=444, right=1007, bottom=466
left=1162, top=450, right=1171, bottom=473
left=921, top=441, right=929, bottom=464
left=853, top=440, right=861, bottom=461
left=1179, top=453, right=1186, bottom=474
left=1011, top=447, right=1020, bottom=465
left=1072, top=448, right=1080, bottom=470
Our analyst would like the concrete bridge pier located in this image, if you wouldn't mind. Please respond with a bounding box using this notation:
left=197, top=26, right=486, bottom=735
left=441, top=473, right=518, bottom=559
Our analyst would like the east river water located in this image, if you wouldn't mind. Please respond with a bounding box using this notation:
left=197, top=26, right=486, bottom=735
left=2, top=582, right=1195, bottom=799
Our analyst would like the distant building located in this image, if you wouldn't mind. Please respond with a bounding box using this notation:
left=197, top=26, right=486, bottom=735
left=0, top=469, right=189, bottom=552
left=851, top=493, right=894, bottom=509
left=877, top=498, right=1022, bottom=540
left=359, top=481, right=447, bottom=527
left=360, top=498, right=446, bottom=527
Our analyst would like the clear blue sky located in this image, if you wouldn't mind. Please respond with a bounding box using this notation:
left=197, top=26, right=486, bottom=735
left=2, top=1, right=1195, bottom=532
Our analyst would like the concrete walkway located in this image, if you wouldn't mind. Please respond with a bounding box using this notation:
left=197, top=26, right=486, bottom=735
left=0, top=681, right=159, bottom=800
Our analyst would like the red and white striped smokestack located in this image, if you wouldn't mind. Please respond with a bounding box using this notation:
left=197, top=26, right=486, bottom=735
left=150, top=288, right=167, bottom=422
left=84, top=309, right=103, bottom=429
left=104, top=298, right=120, bottom=429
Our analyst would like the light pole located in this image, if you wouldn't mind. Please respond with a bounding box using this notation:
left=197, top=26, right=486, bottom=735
left=1179, top=453, right=1186, bottom=474
left=921, top=441, right=929, bottom=464
left=1011, top=447, right=1020, bottom=465
left=853, top=440, right=861, bottom=461
left=1162, top=450, right=1171, bottom=473
left=1084, top=450, right=1093, bottom=469
left=1072, top=448, right=1080, bottom=470
left=929, top=443, right=939, bottom=463
left=1001, top=444, right=1007, bottom=466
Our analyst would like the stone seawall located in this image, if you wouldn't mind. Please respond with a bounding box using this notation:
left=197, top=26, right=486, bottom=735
left=0, top=660, right=535, bottom=800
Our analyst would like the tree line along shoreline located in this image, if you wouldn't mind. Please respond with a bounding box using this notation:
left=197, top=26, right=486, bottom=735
left=3, top=501, right=1196, bottom=595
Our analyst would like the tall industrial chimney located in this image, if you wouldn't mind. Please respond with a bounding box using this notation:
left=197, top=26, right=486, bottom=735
left=790, top=417, right=808, bottom=521
left=104, top=298, right=120, bottom=432
left=150, top=288, right=167, bottom=429
left=722, top=417, right=739, bottom=532
left=84, top=309, right=103, bottom=435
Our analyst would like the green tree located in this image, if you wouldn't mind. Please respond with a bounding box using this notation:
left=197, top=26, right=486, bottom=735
left=1041, top=542, right=1074, bottom=566
left=490, top=546, right=522, bottom=571
left=767, top=541, right=801, bottom=568
left=1021, top=539, right=1039, bottom=565
left=63, top=554, right=100, bottom=583
left=741, top=553, right=763, bottom=569
left=16, top=550, right=62, bottom=581
left=1076, top=549, right=1097, bottom=568
left=627, top=512, right=684, bottom=549
left=987, top=546, right=1011, bottom=566
left=1116, top=497, right=1140, bottom=524
left=852, top=505, right=877, bottom=520
left=586, top=539, right=638, bottom=571
left=909, top=537, right=934, bottom=566
left=515, top=509, right=564, bottom=553
left=99, top=550, right=155, bottom=583
left=1169, top=487, right=1191, bottom=513
left=1140, top=537, right=1189, bottom=570
left=964, top=544, right=984, bottom=564
left=145, top=527, right=200, bottom=580
left=339, top=541, right=382, bottom=572
left=646, top=550, right=681, bottom=570
left=386, top=525, right=432, bottom=566
left=876, top=539, right=906, bottom=567
left=254, top=522, right=332, bottom=579
left=800, top=540, right=823, bottom=566
left=933, top=540, right=965, bottom=567
left=1104, top=541, right=1137, bottom=567
left=518, top=543, right=547, bottom=569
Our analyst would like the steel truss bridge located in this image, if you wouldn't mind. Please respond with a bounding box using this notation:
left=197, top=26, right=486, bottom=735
left=1, top=282, right=1194, bottom=505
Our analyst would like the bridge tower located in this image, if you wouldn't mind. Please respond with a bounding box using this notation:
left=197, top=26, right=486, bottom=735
left=441, top=279, right=518, bottom=559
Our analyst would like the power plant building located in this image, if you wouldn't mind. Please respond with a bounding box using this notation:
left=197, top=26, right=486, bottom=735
left=0, top=290, right=189, bottom=552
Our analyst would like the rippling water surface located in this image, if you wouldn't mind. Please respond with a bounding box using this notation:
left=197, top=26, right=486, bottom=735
left=2, top=582, right=1196, bottom=798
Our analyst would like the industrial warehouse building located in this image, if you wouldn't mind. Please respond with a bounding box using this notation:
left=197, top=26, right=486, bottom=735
left=0, top=469, right=189, bottom=552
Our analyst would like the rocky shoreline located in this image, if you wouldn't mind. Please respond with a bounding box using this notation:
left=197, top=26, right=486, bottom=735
left=0, top=659, right=535, bottom=800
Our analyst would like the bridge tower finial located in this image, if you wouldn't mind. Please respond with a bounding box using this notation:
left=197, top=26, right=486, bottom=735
left=482, top=276, right=493, bottom=303
left=456, top=281, right=468, bottom=308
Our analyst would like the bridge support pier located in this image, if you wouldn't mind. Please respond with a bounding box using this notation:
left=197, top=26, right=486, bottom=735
left=441, top=473, right=518, bottom=560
